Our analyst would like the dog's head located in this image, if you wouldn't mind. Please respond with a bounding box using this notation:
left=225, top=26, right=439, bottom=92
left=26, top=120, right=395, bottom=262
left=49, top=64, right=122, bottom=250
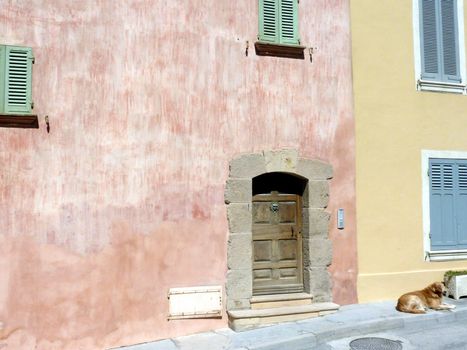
left=429, top=282, right=446, bottom=297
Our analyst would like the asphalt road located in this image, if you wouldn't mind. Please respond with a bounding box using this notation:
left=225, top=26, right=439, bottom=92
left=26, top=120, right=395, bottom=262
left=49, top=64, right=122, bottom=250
left=312, top=321, right=467, bottom=350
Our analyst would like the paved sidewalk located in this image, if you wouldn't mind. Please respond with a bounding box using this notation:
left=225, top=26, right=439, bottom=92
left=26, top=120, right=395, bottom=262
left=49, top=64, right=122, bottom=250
left=116, top=298, right=467, bottom=350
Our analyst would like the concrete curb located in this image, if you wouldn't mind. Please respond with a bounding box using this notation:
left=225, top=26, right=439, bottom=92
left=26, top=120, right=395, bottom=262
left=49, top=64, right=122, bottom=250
left=116, top=299, right=467, bottom=350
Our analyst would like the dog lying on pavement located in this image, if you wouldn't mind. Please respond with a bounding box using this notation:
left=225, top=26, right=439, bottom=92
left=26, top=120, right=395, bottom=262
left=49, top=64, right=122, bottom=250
left=396, top=282, right=456, bottom=314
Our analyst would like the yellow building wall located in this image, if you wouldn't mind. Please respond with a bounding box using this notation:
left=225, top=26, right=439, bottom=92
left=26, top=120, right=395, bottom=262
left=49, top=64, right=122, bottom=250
left=351, top=0, right=467, bottom=302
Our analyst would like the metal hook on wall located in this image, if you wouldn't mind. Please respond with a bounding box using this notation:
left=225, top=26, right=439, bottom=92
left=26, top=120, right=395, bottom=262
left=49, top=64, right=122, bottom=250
left=309, top=47, right=314, bottom=63
left=45, top=115, right=50, bottom=133
left=245, top=40, right=249, bottom=57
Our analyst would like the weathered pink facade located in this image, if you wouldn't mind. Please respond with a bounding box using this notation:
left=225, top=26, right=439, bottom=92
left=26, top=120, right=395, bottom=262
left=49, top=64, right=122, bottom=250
left=0, top=1, right=356, bottom=349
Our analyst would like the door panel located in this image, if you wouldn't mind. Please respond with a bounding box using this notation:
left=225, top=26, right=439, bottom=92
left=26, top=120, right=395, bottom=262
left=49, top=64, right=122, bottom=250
left=279, top=202, right=296, bottom=223
left=252, top=191, right=303, bottom=295
left=253, top=240, right=273, bottom=261
left=278, top=239, right=297, bottom=260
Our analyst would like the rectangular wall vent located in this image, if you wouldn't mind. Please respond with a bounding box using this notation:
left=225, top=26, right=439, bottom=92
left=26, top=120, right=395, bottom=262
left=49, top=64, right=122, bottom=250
left=168, top=286, right=222, bottom=320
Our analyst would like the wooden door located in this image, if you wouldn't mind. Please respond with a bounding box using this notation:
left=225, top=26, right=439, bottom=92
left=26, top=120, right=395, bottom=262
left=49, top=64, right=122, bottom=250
left=252, top=191, right=303, bottom=295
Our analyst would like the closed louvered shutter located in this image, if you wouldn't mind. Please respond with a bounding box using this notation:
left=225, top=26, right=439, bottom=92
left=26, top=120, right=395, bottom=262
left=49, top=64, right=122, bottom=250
left=429, top=159, right=467, bottom=250
left=457, top=163, right=467, bottom=245
left=279, top=0, right=299, bottom=45
left=419, top=0, right=461, bottom=83
left=2, top=45, right=33, bottom=114
left=440, top=0, right=461, bottom=82
left=259, top=0, right=299, bottom=45
left=259, top=0, right=279, bottom=43
left=420, top=0, right=441, bottom=80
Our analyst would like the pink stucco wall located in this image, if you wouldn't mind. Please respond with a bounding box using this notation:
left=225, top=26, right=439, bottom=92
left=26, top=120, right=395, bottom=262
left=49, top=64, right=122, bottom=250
left=0, top=0, right=356, bottom=349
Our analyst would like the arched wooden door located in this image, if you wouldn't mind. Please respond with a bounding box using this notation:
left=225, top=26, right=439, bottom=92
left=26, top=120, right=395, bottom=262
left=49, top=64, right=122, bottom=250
left=252, top=191, right=303, bottom=295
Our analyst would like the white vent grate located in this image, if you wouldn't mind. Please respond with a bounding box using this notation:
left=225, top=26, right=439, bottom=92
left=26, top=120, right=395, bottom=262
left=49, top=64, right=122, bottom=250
left=168, top=286, right=222, bottom=319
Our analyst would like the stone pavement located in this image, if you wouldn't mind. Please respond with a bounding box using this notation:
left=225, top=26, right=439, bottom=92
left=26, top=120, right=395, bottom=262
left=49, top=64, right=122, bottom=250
left=115, top=298, right=467, bottom=350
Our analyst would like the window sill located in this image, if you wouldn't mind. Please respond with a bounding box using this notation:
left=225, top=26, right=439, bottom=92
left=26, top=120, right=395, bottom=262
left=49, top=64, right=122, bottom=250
left=426, top=250, right=467, bottom=262
left=255, top=41, right=305, bottom=60
left=0, top=114, right=39, bottom=129
left=417, top=80, right=466, bottom=94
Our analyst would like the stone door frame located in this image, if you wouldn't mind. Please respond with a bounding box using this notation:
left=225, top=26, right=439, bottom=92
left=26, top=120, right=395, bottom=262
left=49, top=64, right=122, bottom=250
left=224, top=149, right=333, bottom=311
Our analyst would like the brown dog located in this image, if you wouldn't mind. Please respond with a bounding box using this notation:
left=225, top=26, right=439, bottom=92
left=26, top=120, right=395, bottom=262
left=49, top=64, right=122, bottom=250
left=396, top=282, right=456, bottom=314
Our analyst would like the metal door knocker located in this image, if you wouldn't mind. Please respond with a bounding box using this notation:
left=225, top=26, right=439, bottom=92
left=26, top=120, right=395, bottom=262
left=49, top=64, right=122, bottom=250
left=270, top=203, right=279, bottom=212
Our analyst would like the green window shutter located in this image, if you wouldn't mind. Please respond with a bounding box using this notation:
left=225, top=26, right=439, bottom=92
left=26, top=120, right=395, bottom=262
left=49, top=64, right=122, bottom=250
left=0, top=46, right=5, bottom=113
left=259, top=0, right=279, bottom=43
left=279, top=0, right=299, bottom=45
left=1, top=45, right=33, bottom=114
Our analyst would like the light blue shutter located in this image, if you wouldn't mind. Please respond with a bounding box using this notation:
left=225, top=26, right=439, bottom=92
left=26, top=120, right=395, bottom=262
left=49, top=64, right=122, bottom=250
left=457, top=163, right=467, bottom=245
left=430, top=159, right=467, bottom=251
left=430, top=161, right=457, bottom=250
left=259, top=0, right=279, bottom=43
left=440, top=0, right=461, bottom=82
left=420, top=0, right=442, bottom=81
left=420, top=0, right=461, bottom=83
left=4, top=45, right=33, bottom=114
left=279, top=0, right=299, bottom=45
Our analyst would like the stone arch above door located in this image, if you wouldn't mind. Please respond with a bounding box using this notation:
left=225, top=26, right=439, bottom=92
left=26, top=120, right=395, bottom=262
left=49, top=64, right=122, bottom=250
left=224, top=149, right=333, bottom=311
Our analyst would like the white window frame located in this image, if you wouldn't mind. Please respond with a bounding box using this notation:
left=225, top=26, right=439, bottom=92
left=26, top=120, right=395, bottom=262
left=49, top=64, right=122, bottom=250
left=413, top=0, right=467, bottom=94
left=422, top=149, right=467, bottom=261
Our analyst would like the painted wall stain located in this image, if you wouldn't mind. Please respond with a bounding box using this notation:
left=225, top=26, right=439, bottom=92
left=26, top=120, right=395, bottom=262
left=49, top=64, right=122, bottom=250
left=1, top=0, right=356, bottom=348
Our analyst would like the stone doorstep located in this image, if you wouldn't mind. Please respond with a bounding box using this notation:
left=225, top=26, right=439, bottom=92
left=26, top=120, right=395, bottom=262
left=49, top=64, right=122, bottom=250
left=228, top=302, right=340, bottom=332
left=250, top=292, right=313, bottom=310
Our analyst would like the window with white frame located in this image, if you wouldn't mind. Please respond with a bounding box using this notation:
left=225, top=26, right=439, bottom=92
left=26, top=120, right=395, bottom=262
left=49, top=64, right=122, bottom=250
left=413, top=0, right=467, bottom=94
left=422, top=150, right=467, bottom=261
